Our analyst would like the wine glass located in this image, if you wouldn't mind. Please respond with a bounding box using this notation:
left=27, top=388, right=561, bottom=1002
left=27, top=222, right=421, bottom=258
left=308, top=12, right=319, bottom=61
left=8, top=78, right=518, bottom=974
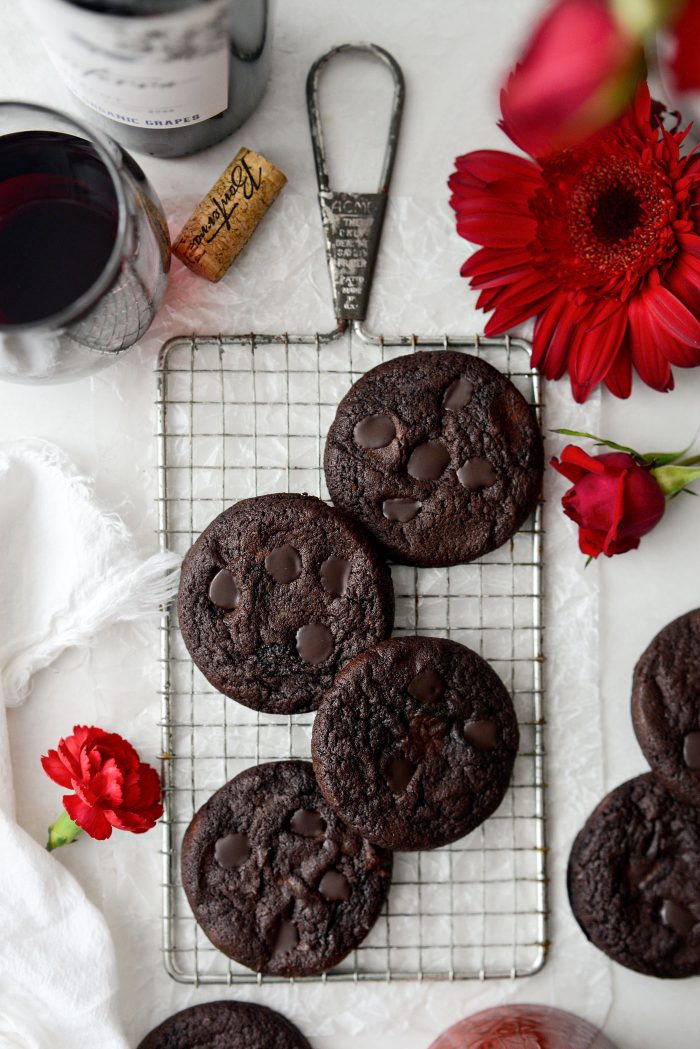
left=0, top=102, right=170, bottom=383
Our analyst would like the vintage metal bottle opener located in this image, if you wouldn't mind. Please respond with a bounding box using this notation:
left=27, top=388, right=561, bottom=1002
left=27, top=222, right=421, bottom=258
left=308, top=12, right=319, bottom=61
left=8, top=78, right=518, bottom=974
left=306, top=42, right=405, bottom=323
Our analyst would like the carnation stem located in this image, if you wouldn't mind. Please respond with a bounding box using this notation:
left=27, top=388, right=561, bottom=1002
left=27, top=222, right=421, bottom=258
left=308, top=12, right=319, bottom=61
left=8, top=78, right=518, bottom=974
left=46, top=809, right=82, bottom=851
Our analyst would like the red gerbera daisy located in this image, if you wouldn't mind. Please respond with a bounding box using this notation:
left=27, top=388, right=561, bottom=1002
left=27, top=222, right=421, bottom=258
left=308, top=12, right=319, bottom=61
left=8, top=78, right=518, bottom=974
left=449, top=83, right=700, bottom=401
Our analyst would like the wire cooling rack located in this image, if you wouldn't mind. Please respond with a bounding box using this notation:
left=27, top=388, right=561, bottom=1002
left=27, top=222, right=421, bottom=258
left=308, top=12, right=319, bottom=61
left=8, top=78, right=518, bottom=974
left=156, top=326, right=547, bottom=985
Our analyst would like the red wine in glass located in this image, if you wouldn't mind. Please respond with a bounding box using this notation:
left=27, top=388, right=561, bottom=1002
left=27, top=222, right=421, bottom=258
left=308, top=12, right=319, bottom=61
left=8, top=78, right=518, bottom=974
left=0, top=101, right=170, bottom=384
left=0, top=130, right=119, bottom=326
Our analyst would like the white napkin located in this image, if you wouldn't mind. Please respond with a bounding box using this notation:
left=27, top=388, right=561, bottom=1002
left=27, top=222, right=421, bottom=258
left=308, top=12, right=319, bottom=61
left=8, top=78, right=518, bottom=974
left=0, top=439, right=180, bottom=1049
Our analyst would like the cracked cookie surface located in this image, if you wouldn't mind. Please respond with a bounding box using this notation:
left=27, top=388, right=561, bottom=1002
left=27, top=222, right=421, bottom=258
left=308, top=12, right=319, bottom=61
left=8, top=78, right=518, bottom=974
left=177, top=493, right=394, bottom=714
left=181, top=761, right=392, bottom=977
left=311, top=636, right=519, bottom=850
left=137, top=1001, right=311, bottom=1049
left=568, top=774, right=700, bottom=978
left=632, top=609, right=700, bottom=809
left=323, top=351, right=543, bottom=566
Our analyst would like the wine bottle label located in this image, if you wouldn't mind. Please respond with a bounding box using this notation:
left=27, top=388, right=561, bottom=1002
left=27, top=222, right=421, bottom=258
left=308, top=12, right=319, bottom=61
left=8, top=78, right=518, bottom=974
left=28, top=0, right=230, bottom=130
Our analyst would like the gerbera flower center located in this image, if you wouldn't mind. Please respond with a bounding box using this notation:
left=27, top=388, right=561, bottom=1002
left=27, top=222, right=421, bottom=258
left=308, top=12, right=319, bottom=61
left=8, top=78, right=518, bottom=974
left=589, top=184, right=642, bottom=245
left=566, top=157, right=675, bottom=278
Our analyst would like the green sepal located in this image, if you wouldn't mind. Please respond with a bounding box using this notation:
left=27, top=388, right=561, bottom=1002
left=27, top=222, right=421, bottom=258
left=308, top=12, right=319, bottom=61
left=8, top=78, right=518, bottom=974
left=46, top=809, right=82, bottom=851
left=650, top=464, right=700, bottom=499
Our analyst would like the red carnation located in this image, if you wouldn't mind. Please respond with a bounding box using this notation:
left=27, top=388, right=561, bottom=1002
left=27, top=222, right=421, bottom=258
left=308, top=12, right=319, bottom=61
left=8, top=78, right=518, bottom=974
left=449, top=83, right=700, bottom=401
left=551, top=446, right=665, bottom=557
left=42, top=725, right=163, bottom=847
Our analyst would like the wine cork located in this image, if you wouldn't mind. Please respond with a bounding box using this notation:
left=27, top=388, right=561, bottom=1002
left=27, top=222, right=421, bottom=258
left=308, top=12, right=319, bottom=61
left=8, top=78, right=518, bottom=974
left=172, top=147, right=287, bottom=282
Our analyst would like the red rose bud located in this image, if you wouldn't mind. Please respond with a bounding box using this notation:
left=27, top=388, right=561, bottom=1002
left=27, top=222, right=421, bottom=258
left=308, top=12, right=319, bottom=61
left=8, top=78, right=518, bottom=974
left=499, top=0, right=645, bottom=157
left=42, top=725, right=163, bottom=848
left=551, top=445, right=665, bottom=557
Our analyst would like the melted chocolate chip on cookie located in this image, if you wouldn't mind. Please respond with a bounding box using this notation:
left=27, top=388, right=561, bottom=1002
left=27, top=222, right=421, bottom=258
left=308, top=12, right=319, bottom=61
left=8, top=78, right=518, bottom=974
left=209, top=569, right=241, bottom=609
left=353, top=414, right=395, bottom=449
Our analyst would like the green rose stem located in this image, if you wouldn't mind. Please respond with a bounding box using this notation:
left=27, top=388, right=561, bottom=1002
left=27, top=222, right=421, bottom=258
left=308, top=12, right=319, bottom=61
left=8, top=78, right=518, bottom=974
left=46, top=809, right=82, bottom=851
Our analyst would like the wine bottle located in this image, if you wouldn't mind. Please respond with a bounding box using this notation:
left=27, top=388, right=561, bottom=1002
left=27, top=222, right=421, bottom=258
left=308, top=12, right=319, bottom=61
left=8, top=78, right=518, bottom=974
left=26, top=0, right=271, bottom=158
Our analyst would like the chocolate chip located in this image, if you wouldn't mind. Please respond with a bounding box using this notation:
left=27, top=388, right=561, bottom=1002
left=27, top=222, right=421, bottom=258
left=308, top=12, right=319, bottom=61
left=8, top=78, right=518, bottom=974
left=443, top=377, right=474, bottom=410
left=382, top=498, right=421, bottom=522
left=265, top=544, right=302, bottom=584
left=354, top=414, right=395, bottom=449
left=408, top=669, right=445, bottom=702
left=684, top=731, right=700, bottom=770
left=320, top=556, right=351, bottom=596
left=457, top=458, right=497, bottom=491
left=296, top=623, right=334, bottom=665
left=291, top=809, right=326, bottom=837
left=464, top=719, right=499, bottom=749
left=214, top=832, right=250, bottom=869
left=319, top=870, right=351, bottom=902
left=208, top=569, right=241, bottom=609
left=272, top=919, right=298, bottom=956
left=407, top=442, right=450, bottom=481
left=625, top=855, right=661, bottom=893
left=661, top=899, right=696, bottom=936
left=386, top=756, right=415, bottom=793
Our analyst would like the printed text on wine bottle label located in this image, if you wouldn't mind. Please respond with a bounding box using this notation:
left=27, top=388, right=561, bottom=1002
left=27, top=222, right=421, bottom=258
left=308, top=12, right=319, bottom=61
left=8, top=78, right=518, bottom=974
left=28, top=0, right=229, bottom=129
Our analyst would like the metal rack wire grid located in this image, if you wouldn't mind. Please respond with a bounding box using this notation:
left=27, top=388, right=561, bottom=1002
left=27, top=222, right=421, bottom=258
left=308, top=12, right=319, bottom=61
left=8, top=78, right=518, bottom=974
left=157, top=328, right=546, bottom=985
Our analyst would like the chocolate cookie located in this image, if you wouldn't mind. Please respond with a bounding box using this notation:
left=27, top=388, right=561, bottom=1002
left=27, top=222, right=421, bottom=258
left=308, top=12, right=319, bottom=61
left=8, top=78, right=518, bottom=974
left=323, top=351, right=543, bottom=566
left=568, top=774, right=700, bottom=978
left=177, top=493, right=394, bottom=714
left=311, top=636, right=519, bottom=850
left=181, top=760, right=392, bottom=977
left=632, top=609, right=700, bottom=809
left=137, top=1001, right=311, bottom=1049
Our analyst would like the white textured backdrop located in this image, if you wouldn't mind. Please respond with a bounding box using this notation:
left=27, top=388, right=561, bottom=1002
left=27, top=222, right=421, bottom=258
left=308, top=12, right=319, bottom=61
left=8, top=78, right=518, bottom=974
left=1, top=1, right=700, bottom=1046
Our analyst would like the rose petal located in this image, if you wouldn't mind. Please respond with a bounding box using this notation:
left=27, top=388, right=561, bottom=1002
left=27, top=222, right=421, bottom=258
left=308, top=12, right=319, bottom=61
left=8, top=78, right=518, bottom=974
left=602, top=469, right=628, bottom=556
left=577, top=526, right=607, bottom=557
left=560, top=445, right=611, bottom=475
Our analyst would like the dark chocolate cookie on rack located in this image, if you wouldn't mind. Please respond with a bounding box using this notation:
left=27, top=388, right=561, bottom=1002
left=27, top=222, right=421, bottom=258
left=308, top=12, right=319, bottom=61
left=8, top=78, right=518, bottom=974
left=323, top=350, right=543, bottom=566
left=311, top=635, right=519, bottom=850
left=181, top=760, right=392, bottom=977
left=568, top=774, right=700, bottom=978
left=137, top=1001, right=312, bottom=1049
left=177, top=492, right=394, bottom=714
left=632, top=608, right=700, bottom=809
